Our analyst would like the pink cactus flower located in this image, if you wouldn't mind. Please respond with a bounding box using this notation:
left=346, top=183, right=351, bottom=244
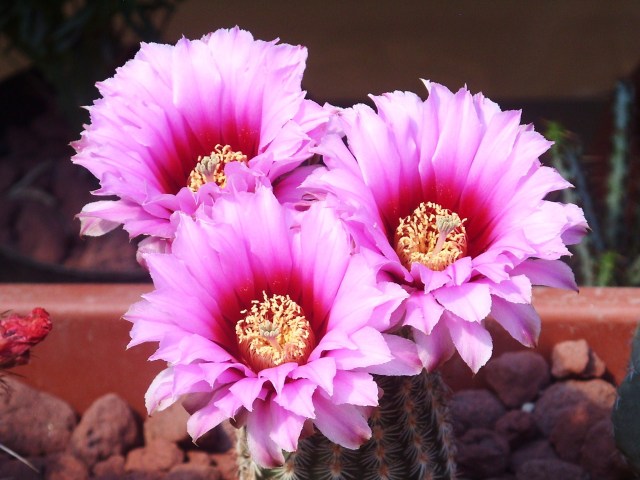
left=305, top=81, right=588, bottom=373
left=0, top=308, right=52, bottom=369
left=125, top=187, right=420, bottom=467
left=72, top=27, right=330, bottom=243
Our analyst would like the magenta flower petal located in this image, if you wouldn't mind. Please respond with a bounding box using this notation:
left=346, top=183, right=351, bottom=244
left=413, top=323, right=456, bottom=372
left=246, top=400, right=286, bottom=467
left=312, top=390, right=372, bottom=449
left=274, top=379, right=318, bottom=418
left=433, top=283, right=492, bottom=323
left=366, top=334, right=421, bottom=376
left=489, top=296, right=541, bottom=348
left=510, top=259, right=577, bottom=291
left=309, top=81, right=587, bottom=371
left=445, top=312, right=493, bottom=373
left=329, top=370, right=379, bottom=406
left=404, top=291, right=444, bottom=334
left=73, top=27, right=330, bottom=242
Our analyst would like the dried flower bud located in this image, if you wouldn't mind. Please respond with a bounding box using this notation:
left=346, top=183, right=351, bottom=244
left=0, top=308, right=52, bottom=369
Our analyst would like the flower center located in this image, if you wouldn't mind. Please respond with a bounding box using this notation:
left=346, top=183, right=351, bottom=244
left=236, top=292, right=315, bottom=371
left=187, top=144, right=248, bottom=192
left=394, top=202, right=468, bottom=271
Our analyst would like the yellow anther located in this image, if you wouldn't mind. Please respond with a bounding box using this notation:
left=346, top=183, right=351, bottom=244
left=187, top=144, right=248, bottom=191
left=236, top=292, right=315, bottom=371
left=394, top=202, right=467, bottom=271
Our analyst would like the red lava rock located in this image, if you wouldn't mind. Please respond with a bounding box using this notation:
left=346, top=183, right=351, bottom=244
left=125, top=439, right=184, bottom=473
left=455, top=428, right=510, bottom=479
left=580, top=418, right=631, bottom=479
left=515, top=458, right=587, bottom=480
left=533, top=379, right=616, bottom=436
left=484, top=351, right=550, bottom=408
left=509, top=439, right=558, bottom=473
left=0, top=377, right=77, bottom=456
left=92, top=454, right=126, bottom=478
left=449, top=389, right=506, bottom=436
left=167, top=463, right=223, bottom=480
left=69, top=393, right=139, bottom=469
left=551, top=339, right=606, bottom=379
left=209, top=448, right=238, bottom=480
left=44, top=452, right=89, bottom=480
left=143, top=402, right=190, bottom=445
left=494, top=410, right=538, bottom=448
left=186, top=451, right=213, bottom=466
left=548, top=402, right=601, bottom=463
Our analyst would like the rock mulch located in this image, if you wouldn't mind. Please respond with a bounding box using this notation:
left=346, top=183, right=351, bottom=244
left=0, top=378, right=236, bottom=480
left=453, top=339, right=631, bottom=480
left=0, top=339, right=632, bottom=479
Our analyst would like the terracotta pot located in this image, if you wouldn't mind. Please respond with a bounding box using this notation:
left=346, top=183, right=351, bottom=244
left=1, top=284, right=638, bottom=417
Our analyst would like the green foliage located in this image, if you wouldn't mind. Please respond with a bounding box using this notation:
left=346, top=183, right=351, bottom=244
left=613, top=324, right=640, bottom=475
left=0, top=0, right=182, bottom=132
left=545, top=81, right=640, bottom=286
left=237, top=371, right=457, bottom=480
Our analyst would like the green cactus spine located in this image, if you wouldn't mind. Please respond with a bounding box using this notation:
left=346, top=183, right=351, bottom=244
left=237, top=370, right=457, bottom=480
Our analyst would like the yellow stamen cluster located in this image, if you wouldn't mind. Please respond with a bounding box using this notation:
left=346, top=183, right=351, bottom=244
left=236, top=292, right=315, bottom=371
left=394, top=201, right=468, bottom=271
left=187, top=144, right=248, bottom=192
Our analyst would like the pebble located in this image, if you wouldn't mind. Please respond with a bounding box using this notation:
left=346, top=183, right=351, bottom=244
left=0, top=376, right=77, bottom=456
left=484, top=351, right=550, bottom=408
left=551, top=339, right=606, bottom=379
left=69, top=393, right=140, bottom=469
left=0, top=337, right=630, bottom=480
left=449, top=389, right=506, bottom=436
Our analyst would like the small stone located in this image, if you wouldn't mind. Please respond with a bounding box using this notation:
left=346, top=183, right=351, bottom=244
left=549, top=402, right=596, bottom=463
left=43, top=452, right=89, bottom=480
left=143, top=402, right=190, bottom=445
left=456, top=428, right=510, bottom=479
left=70, top=393, right=139, bottom=468
left=533, top=379, right=616, bottom=436
left=581, top=418, right=631, bottom=479
left=167, top=463, right=223, bottom=480
left=551, top=339, right=606, bottom=379
left=92, top=455, right=125, bottom=478
left=516, top=458, right=587, bottom=480
left=494, top=410, right=538, bottom=448
left=0, top=377, right=77, bottom=456
left=186, top=451, right=213, bottom=466
left=449, top=389, right=506, bottom=436
left=510, top=439, right=557, bottom=473
left=209, top=447, right=238, bottom=480
left=125, top=439, right=184, bottom=473
left=484, top=351, right=550, bottom=408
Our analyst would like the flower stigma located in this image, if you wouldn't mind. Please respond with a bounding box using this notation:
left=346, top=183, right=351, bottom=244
left=187, top=144, right=248, bottom=191
left=394, top=201, right=468, bottom=271
left=236, top=292, right=315, bottom=371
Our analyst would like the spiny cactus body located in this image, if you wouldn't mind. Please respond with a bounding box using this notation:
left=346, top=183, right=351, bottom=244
left=238, top=370, right=456, bottom=480
left=613, top=324, right=640, bottom=474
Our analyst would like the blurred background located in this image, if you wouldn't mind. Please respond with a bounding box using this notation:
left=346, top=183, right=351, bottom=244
left=1, top=0, right=639, bottom=284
